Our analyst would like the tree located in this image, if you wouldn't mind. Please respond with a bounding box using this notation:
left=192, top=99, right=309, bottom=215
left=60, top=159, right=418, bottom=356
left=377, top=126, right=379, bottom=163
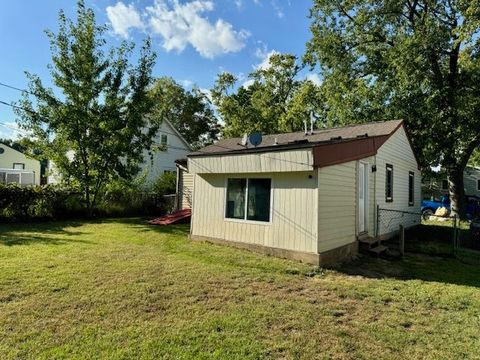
left=0, top=138, right=25, bottom=153
left=149, top=77, right=220, bottom=149
left=305, top=0, right=480, bottom=219
left=211, top=53, right=323, bottom=137
left=15, top=1, right=157, bottom=213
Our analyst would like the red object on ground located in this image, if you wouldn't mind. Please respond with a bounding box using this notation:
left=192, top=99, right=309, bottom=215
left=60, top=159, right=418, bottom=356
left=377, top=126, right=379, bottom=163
left=148, top=209, right=191, bottom=225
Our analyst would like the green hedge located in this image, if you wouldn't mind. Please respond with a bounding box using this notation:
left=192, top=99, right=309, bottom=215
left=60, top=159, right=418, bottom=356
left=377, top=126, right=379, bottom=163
left=0, top=184, right=84, bottom=221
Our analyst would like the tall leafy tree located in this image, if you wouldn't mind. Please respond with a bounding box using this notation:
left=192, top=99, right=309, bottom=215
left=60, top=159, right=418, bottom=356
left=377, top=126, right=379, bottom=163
left=149, top=77, right=220, bottom=149
left=15, top=1, right=157, bottom=212
left=212, top=53, right=322, bottom=137
left=305, top=0, right=480, bottom=218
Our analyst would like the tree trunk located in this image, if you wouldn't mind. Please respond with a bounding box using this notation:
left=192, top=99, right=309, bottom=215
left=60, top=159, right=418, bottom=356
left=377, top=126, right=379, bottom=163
left=448, top=167, right=467, bottom=220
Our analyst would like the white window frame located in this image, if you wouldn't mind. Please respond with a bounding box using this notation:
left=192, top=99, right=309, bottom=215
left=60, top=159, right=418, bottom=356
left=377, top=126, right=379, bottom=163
left=224, top=177, right=273, bottom=225
left=13, top=163, right=25, bottom=170
left=160, top=134, right=168, bottom=146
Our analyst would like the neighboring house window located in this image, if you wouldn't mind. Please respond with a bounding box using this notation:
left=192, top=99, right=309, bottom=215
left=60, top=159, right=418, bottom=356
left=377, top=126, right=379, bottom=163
left=441, top=179, right=448, bottom=191
left=13, top=163, right=25, bottom=170
left=0, top=172, right=5, bottom=184
left=385, top=164, right=393, bottom=202
left=226, top=178, right=271, bottom=222
left=164, top=170, right=174, bottom=174
left=408, top=172, right=414, bottom=206
left=161, top=134, right=168, bottom=146
left=477, top=179, right=480, bottom=191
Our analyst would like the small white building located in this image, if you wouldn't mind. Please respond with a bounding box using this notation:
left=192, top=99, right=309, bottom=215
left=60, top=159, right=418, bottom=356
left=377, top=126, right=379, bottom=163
left=0, top=142, right=41, bottom=186
left=186, top=120, right=421, bottom=265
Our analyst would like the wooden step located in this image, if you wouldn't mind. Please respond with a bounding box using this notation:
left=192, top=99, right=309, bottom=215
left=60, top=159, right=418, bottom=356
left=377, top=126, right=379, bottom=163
left=358, top=236, right=377, bottom=246
left=369, top=245, right=388, bottom=256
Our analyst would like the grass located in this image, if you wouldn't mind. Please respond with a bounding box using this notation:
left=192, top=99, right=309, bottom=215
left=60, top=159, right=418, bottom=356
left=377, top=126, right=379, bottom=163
left=1, top=219, right=480, bottom=359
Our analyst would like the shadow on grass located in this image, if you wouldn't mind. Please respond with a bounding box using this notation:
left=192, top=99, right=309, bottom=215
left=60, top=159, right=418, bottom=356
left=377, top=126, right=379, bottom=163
left=0, top=221, right=90, bottom=246
left=337, top=253, right=480, bottom=288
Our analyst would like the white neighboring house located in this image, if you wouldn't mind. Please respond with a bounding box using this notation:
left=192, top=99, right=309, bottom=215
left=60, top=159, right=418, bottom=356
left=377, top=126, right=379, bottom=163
left=0, top=142, right=41, bottom=186
left=140, top=120, right=192, bottom=184
left=47, top=120, right=192, bottom=185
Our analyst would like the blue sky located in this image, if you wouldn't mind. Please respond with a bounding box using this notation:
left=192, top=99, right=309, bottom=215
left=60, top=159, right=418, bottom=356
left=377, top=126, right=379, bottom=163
left=0, top=0, right=314, bottom=139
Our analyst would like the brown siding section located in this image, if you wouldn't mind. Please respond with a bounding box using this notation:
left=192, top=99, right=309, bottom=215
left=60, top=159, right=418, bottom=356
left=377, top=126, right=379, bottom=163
left=313, top=136, right=389, bottom=168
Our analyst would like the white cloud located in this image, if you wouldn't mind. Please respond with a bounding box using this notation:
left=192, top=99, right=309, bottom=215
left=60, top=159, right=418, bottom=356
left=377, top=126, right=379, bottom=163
left=144, top=0, right=250, bottom=59
left=255, top=49, right=279, bottom=70
left=306, top=73, right=322, bottom=86
left=271, top=0, right=284, bottom=19
left=106, top=2, right=144, bottom=38
left=242, top=79, right=255, bottom=88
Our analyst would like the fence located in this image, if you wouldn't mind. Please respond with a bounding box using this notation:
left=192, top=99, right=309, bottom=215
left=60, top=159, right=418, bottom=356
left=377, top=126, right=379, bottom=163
left=377, top=208, right=480, bottom=257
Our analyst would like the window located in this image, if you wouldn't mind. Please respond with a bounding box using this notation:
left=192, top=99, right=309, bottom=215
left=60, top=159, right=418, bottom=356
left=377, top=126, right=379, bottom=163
left=477, top=179, right=480, bottom=191
left=408, top=172, right=414, bottom=206
left=161, top=134, right=168, bottom=146
left=13, top=163, right=25, bottom=170
left=385, top=164, right=393, bottom=202
left=226, top=178, right=271, bottom=222
left=441, top=179, right=448, bottom=191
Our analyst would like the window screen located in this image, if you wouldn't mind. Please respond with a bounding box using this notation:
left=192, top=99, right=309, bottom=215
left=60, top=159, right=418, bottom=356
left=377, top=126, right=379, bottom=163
left=408, top=172, right=414, bottom=206
left=386, top=164, right=393, bottom=202
left=13, top=163, right=25, bottom=170
left=247, top=179, right=271, bottom=222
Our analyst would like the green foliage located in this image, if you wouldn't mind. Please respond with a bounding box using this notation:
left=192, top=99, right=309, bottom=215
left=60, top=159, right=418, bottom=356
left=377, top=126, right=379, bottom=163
left=212, top=53, right=323, bottom=137
left=305, top=0, right=480, bottom=218
left=149, top=77, right=221, bottom=149
left=15, top=0, right=157, bottom=212
left=0, top=184, right=83, bottom=221
left=153, top=172, right=177, bottom=196
left=100, top=178, right=161, bottom=217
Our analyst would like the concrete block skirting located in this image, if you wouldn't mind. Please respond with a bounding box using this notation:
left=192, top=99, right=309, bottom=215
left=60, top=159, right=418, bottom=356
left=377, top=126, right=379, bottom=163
left=189, top=235, right=358, bottom=266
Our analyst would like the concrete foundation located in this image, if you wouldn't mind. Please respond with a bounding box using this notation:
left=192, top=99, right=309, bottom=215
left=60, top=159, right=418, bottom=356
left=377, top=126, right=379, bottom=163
left=189, top=235, right=358, bottom=266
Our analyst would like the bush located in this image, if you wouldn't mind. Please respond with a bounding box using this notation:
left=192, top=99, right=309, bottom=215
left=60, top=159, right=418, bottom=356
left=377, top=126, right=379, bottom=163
left=153, top=172, right=177, bottom=196
left=0, top=184, right=84, bottom=222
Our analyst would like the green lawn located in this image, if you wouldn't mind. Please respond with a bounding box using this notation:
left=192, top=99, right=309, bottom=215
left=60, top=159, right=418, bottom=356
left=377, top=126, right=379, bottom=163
left=1, top=219, right=480, bottom=359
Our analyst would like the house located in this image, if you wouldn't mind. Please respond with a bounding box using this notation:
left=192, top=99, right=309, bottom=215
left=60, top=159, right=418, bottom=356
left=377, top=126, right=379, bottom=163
left=0, top=142, right=41, bottom=186
left=139, top=120, right=192, bottom=185
left=186, top=119, right=421, bottom=265
left=423, top=166, right=480, bottom=199
left=48, top=120, right=192, bottom=186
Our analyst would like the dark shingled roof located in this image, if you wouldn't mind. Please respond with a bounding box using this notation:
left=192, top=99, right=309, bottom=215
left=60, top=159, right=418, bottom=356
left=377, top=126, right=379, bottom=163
left=189, top=119, right=404, bottom=157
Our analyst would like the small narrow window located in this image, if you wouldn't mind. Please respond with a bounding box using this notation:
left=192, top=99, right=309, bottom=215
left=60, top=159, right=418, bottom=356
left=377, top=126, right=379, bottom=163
left=477, top=179, right=480, bottom=191
left=161, top=134, right=168, bottom=145
left=385, top=164, right=393, bottom=202
left=13, top=163, right=25, bottom=170
left=408, top=172, right=414, bottom=206
left=441, top=179, right=448, bottom=191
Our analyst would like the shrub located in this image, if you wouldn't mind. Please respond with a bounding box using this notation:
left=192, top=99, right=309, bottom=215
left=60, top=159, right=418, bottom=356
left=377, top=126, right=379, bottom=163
left=153, top=172, right=177, bottom=196
left=0, top=184, right=84, bottom=221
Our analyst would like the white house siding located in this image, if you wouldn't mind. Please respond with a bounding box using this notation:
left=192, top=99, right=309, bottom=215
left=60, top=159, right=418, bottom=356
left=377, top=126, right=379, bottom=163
left=190, top=171, right=318, bottom=254
left=189, top=148, right=314, bottom=174
left=462, top=168, right=480, bottom=197
left=139, top=121, right=191, bottom=185
left=376, top=126, right=422, bottom=236
left=0, top=144, right=41, bottom=185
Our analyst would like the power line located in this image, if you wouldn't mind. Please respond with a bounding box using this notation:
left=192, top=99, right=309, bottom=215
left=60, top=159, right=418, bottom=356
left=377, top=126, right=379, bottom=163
left=0, top=81, right=34, bottom=95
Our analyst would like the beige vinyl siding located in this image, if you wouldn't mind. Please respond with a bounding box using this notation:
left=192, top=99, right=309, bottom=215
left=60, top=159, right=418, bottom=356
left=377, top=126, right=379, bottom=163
left=189, top=148, right=314, bottom=174
left=0, top=144, right=41, bottom=185
left=317, top=158, right=374, bottom=253
left=178, top=170, right=194, bottom=210
left=191, top=172, right=318, bottom=254
left=376, top=126, right=421, bottom=235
